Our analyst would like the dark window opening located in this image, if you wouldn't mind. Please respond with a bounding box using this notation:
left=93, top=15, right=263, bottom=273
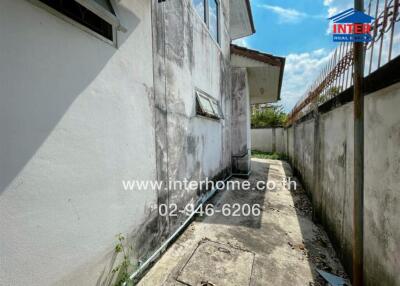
left=38, top=0, right=114, bottom=41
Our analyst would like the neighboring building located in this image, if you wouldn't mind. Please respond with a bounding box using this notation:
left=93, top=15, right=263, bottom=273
left=0, top=0, right=284, bottom=285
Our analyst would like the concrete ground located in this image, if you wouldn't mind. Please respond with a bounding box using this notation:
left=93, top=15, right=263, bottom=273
left=138, top=159, right=349, bottom=286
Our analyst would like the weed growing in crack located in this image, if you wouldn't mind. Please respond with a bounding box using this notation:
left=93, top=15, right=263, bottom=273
left=112, top=234, right=134, bottom=286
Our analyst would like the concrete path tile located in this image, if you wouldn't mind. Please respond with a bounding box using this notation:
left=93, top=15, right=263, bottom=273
left=138, top=159, right=349, bottom=286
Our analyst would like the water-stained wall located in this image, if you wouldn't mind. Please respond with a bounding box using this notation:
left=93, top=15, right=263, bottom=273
left=231, top=68, right=251, bottom=173
left=284, top=82, right=400, bottom=286
left=252, top=82, right=400, bottom=285
left=0, top=0, right=239, bottom=284
left=251, top=127, right=286, bottom=154
left=152, top=0, right=233, bottom=238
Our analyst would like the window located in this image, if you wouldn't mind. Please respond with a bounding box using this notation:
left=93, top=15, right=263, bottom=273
left=192, top=0, right=205, bottom=22
left=192, top=0, right=220, bottom=44
left=196, top=90, right=224, bottom=119
left=36, top=0, right=121, bottom=44
left=208, top=0, right=219, bottom=43
left=209, top=98, right=223, bottom=118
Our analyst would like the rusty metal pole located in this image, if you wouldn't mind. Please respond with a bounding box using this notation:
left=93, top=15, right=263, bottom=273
left=353, top=0, right=364, bottom=285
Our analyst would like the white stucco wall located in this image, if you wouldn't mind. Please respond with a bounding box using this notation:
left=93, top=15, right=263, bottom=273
left=251, top=127, right=286, bottom=154
left=0, top=0, right=156, bottom=285
left=163, top=0, right=229, bottom=180
left=0, top=0, right=246, bottom=284
left=231, top=54, right=281, bottom=103
left=152, top=0, right=234, bottom=228
left=231, top=68, right=251, bottom=173
left=364, top=82, right=400, bottom=285
left=283, top=82, right=400, bottom=285
left=251, top=128, right=274, bottom=152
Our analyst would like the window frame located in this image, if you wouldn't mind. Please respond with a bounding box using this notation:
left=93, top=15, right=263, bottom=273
left=207, top=0, right=220, bottom=44
left=209, top=97, right=224, bottom=119
left=192, top=0, right=207, bottom=23
left=195, top=90, right=224, bottom=120
left=191, top=0, right=220, bottom=45
left=29, top=0, right=125, bottom=47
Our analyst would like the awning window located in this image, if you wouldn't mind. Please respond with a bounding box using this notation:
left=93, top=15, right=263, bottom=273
left=196, top=90, right=223, bottom=119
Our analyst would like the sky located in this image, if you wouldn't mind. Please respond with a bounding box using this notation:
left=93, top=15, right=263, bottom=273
left=234, top=0, right=352, bottom=112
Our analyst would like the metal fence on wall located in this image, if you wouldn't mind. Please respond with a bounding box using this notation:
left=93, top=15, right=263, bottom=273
left=287, top=0, right=400, bottom=125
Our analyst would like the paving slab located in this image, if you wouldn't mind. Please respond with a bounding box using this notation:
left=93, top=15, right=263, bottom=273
left=138, top=159, right=349, bottom=286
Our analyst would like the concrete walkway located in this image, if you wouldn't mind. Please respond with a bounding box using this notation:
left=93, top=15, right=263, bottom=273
left=139, top=159, right=349, bottom=286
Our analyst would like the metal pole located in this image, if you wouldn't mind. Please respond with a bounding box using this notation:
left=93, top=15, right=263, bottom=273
left=353, top=0, right=364, bottom=285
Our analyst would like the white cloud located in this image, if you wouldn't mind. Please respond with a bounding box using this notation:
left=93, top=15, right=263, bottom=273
left=323, top=0, right=352, bottom=17
left=259, top=5, right=306, bottom=23
left=233, top=38, right=249, bottom=48
left=278, top=48, right=333, bottom=112
left=323, top=0, right=352, bottom=34
left=258, top=4, right=323, bottom=24
left=276, top=0, right=400, bottom=113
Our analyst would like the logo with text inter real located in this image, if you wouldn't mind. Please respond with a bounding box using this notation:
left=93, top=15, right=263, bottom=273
left=329, top=8, right=374, bottom=42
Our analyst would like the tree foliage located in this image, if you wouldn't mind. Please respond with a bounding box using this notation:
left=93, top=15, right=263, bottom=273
left=251, top=104, right=287, bottom=128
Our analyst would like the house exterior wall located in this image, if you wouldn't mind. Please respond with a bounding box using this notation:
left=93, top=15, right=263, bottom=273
left=0, top=0, right=236, bottom=285
left=231, top=54, right=282, bottom=104
left=231, top=68, right=251, bottom=173
left=281, top=82, right=400, bottom=285
left=0, top=1, right=157, bottom=285
left=151, top=0, right=232, bottom=232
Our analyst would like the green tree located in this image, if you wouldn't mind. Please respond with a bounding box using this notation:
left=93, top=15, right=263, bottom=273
left=251, top=104, right=287, bottom=128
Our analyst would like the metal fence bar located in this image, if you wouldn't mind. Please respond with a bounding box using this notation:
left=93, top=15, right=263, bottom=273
left=287, top=0, right=399, bottom=125
left=388, top=0, right=399, bottom=60
left=346, top=44, right=352, bottom=88
left=342, top=43, right=349, bottom=90
left=378, top=0, right=388, bottom=68
left=369, top=0, right=380, bottom=73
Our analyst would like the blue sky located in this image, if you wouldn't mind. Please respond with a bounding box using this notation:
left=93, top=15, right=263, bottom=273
left=234, top=0, right=352, bottom=111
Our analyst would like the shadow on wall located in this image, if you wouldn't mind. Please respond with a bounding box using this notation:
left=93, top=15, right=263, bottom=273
left=0, top=1, right=139, bottom=194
